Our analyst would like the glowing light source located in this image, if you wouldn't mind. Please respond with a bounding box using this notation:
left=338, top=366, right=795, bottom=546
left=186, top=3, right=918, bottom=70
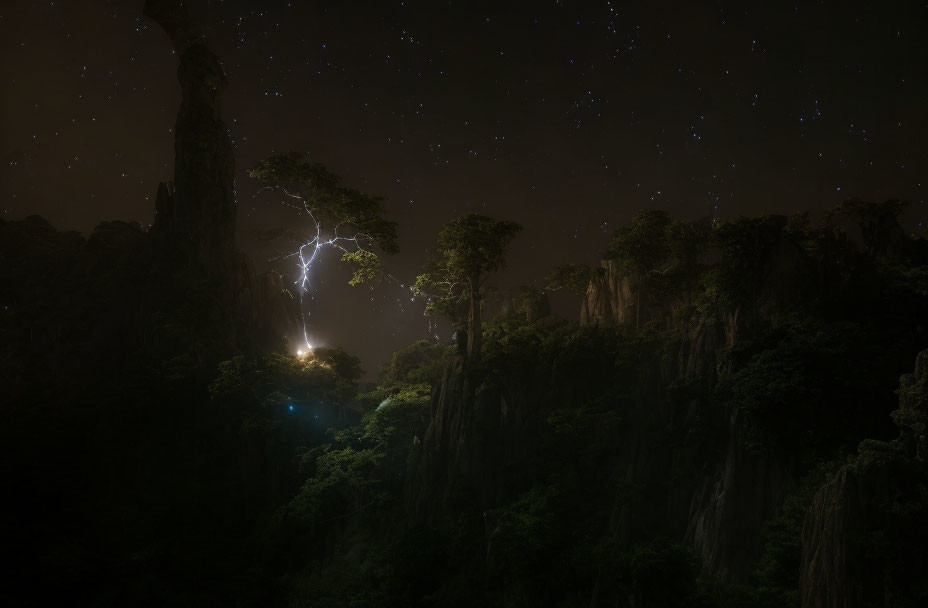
left=258, top=186, right=379, bottom=351
left=288, top=404, right=294, bottom=412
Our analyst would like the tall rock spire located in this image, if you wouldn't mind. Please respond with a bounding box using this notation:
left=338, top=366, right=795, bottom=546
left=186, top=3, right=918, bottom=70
left=145, top=0, right=236, bottom=278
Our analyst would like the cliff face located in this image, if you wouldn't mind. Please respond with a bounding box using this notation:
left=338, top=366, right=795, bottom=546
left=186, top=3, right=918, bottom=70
left=145, top=0, right=236, bottom=283
left=408, top=231, right=829, bottom=585
left=569, top=234, right=815, bottom=581
left=405, top=305, right=788, bottom=582
left=582, top=234, right=806, bottom=330
left=684, top=407, right=794, bottom=580
left=580, top=260, right=639, bottom=326
left=2, top=1, right=299, bottom=371
left=236, top=265, right=303, bottom=352
left=800, top=350, right=928, bottom=608
left=405, top=357, right=515, bottom=520
left=142, top=0, right=299, bottom=353
left=0, top=217, right=153, bottom=393
left=662, top=310, right=793, bottom=581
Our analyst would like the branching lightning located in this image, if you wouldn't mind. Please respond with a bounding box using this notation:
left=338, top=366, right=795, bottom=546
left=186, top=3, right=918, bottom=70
left=258, top=185, right=380, bottom=351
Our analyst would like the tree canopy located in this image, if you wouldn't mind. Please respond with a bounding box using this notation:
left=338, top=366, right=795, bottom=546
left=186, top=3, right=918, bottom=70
left=413, top=213, right=522, bottom=359
left=249, top=151, right=399, bottom=285
left=604, top=209, right=672, bottom=275
left=545, top=263, right=594, bottom=295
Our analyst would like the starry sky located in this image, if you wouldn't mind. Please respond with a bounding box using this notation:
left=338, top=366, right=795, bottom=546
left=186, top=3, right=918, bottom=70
left=2, top=0, right=927, bottom=374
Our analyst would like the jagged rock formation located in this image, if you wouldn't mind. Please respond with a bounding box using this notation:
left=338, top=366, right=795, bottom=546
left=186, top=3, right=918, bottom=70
left=581, top=232, right=806, bottom=329
left=405, top=308, right=777, bottom=582
left=2, top=2, right=302, bottom=370
left=498, top=286, right=552, bottom=323
left=406, top=207, right=927, bottom=593
left=237, top=268, right=303, bottom=351
left=145, top=0, right=236, bottom=282
left=142, top=0, right=300, bottom=352
left=574, top=252, right=800, bottom=580
left=0, top=217, right=154, bottom=385
left=897, top=350, right=928, bottom=460
left=406, top=358, right=512, bottom=520
left=579, top=260, right=640, bottom=326
left=800, top=350, right=928, bottom=608
left=684, top=403, right=794, bottom=580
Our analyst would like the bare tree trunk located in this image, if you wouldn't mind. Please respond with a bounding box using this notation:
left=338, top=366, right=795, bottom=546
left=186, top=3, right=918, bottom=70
left=467, top=273, right=482, bottom=360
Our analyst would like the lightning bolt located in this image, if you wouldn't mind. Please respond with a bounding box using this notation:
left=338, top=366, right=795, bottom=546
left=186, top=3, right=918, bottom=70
left=256, top=185, right=449, bottom=352
left=258, top=186, right=380, bottom=352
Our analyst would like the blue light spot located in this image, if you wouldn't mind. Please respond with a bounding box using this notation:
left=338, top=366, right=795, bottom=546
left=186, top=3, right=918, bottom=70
left=288, top=404, right=294, bottom=412
left=836, top=186, right=841, bottom=192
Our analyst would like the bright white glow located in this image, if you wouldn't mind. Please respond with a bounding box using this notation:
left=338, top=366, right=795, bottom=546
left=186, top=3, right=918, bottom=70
left=259, top=185, right=378, bottom=351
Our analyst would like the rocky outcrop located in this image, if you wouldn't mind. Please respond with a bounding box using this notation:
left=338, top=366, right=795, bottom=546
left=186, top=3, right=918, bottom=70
left=406, top=304, right=770, bottom=577
left=236, top=264, right=303, bottom=352
left=574, top=233, right=809, bottom=580
left=499, top=286, right=552, bottom=323
left=800, top=350, right=928, bottom=608
left=410, top=271, right=813, bottom=586
left=897, top=350, right=928, bottom=460
left=145, top=0, right=236, bottom=283
left=142, top=0, right=299, bottom=353
left=406, top=358, right=512, bottom=520
left=581, top=229, right=807, bottom=329
left=3, top=2, right=297, bottom=362
left=685, top=407, right=794, bottom=581
left=579, top=260, right=638, bottom=326
left=801, top=465, right=870, bottom=608
left=672, top=309, right=797, bottom=581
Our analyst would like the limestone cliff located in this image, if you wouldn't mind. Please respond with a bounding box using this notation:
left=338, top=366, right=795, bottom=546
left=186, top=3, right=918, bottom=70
left=579, top=260, right=640, bottom=326
left=407, top=224, right=848, bottom=587
left=145, top=0, right=236, bottom=283
left=404, top=308, right=769, bottom=575
left=800, top=350, right=928, bottom=608
left=406, top=358, right=510, bottom=520
left=142, top=0, right=299, bottom=352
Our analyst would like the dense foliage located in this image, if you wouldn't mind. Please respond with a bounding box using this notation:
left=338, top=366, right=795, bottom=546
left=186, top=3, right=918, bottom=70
left=248, top=151, right=399, bottom=285
left=414, top=213, right=522, bottom=359
left=2, top=199, right=926, bottom=606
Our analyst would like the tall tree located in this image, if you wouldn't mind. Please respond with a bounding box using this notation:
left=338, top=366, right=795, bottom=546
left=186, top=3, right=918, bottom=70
left=249, top=152, right=399, bottom=284
left=414, top=213, right=522, bottom=360
left=605, top=209, right=671, bottom=328
left=662, top=218, right=711, bottom=307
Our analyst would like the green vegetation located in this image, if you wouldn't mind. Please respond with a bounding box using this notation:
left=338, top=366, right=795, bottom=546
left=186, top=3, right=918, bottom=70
left=248, top=151, right=398, bottom=284
left=3, top=199, right=927, bottom=606
left=413, top=213, right=522, bottom=360
left=545, top=263, right=595, bottom=294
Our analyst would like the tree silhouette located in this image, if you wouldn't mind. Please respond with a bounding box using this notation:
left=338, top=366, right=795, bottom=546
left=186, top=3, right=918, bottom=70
left=605, top=209, right=671, bottom=328
left=249, top=151, right=398, bottom=285
left=414, top=213, right=522, bottom=360
left=248, top=152, right=399, bottom=347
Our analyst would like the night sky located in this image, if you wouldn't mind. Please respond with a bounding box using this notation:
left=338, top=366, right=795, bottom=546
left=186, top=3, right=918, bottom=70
left=2, top=0, right=927, bottom=374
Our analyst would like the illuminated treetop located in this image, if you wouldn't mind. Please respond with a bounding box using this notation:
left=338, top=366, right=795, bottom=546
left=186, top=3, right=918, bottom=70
left=248, top=152, right=400, bottom=348
left=414, top=213, right=522, bottom=360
